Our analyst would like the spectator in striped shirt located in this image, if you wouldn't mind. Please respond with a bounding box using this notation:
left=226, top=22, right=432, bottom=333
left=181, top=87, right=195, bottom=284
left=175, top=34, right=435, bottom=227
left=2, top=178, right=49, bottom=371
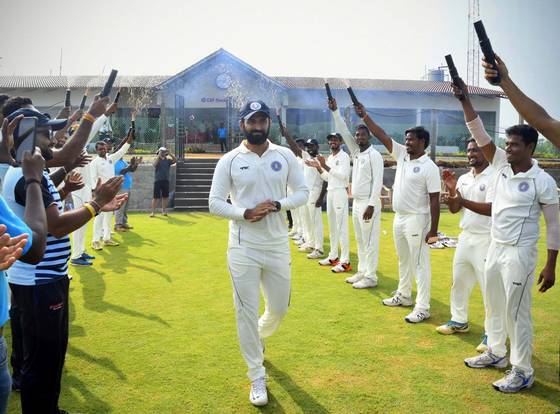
left=2, top=101, right=127, bottom=414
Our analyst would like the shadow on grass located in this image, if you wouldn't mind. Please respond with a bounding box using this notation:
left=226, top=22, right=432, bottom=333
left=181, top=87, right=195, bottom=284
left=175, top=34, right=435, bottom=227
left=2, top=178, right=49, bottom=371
left=67, top=344, right=127, bottom=380
left=264, top=361, right=329, bottom=414
left=63, top=372, right=113, bottom=413
left=79, top=267, right=170, bottom=327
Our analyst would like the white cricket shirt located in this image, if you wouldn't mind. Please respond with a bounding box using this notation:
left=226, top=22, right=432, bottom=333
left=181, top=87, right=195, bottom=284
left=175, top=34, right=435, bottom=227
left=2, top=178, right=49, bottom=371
left=320, top=150, right=351, bottom=190
left=456, top=165, right=494, bottom=234
left=209, top=140, right=309, bottom=249
left=391, top=140, right=441, bottom=215
left=332, top=110, right=384, bottom=205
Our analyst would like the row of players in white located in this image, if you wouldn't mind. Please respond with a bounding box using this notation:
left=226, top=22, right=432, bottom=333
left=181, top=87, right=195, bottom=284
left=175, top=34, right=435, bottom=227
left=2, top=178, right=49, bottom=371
left=209, top=95, right=559, bottom=406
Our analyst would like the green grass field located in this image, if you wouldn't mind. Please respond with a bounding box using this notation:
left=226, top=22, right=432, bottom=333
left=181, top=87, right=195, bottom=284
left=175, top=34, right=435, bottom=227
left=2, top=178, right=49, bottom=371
left=6, top=211, right=560, bottom=414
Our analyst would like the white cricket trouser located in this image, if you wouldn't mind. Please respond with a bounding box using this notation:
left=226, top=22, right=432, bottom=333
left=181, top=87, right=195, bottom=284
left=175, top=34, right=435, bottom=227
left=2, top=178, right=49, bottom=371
left=393, top=212, right=431, bottom=311
left=293, top=206, right=304, bottom=235
left=93, top=212, right=112, bottom=242
left=326, top=189, right=349, bottom=263
left=450, top=231, right=490, bottom=325
left=484, top=241, right=537, bottom=376
left=227, top=244, right=291, bottom=381
left=71, top=187, right=92, bottom=260
left=303, top=190, right=323, bottom=251
left=352, top=198, right=381, bottom=281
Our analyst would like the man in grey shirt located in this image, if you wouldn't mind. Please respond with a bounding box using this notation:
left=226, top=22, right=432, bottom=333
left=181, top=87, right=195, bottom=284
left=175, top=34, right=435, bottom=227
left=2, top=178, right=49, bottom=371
left=151, top=147, right=176, bottom=217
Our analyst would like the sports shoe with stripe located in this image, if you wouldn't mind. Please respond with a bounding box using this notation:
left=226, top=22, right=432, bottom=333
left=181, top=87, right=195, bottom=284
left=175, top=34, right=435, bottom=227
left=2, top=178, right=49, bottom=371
left=104, top=239, right=120, bottom=247
left=332, top=262, right=352, bottom=273
left=382, top=291, right=413, bottom=307
left=492, top=368, right=534, bottom=393
left=345, top=272, right=364, bottom=284
left=476, top=335, right=488, bottom=353
left=298, top=244, right=313, bottom=252
left=249, top=376, right=268, bottom=406
left=464, top=350, right=508, bottom=369
left=307, top=249, right=324, bottom=259
left=436, top=320, right=470, bottom=335
left=294, top=238, right=306, bottom=246
left=353, top=277, right=377, bottom=288
left=318, top=257, right=339, bottom=266
left=405, top=308, right=430, bottom=323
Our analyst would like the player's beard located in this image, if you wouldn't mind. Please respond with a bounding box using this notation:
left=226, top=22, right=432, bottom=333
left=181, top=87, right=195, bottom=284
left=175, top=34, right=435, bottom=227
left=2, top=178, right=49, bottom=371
left=244, top=126, right=270, bottom=145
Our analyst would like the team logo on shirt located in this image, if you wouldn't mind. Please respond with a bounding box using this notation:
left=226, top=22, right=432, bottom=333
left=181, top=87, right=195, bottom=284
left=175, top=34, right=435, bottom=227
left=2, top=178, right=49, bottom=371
left=518, top=182, right=530, bottom=192
left=479, top=184, right=486, bottom=191
left=271, top=161, right=282, bottom=171
left=413, top=166, right=420, bottom=173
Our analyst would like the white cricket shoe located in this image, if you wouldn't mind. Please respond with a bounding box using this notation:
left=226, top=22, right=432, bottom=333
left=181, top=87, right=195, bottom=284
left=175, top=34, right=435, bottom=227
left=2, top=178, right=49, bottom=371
left=352, top=277, right=377, bottom=289
left=288, top=229, right=297, bottom=237
left=291, top=233, right=302, bottom=240
left=345, top=272, right=364, bottom=284
left=382, top=291, right=413, bottom=307
left=318, top=257, right=339, bottom=266
left=307, top=249, right=324, bottom=259
left=492, top=368, right=534, bottom=393
left=294, top=238, right=305, bottom=246
left=331, top=262, right=352, bottom=273
left=404, top=308, right=431, bottom=323
left=249, top=376, right=268, bottom=406
left=464, top=351, right=508, bottom=369
left=298, top=244, right=313, bottom=252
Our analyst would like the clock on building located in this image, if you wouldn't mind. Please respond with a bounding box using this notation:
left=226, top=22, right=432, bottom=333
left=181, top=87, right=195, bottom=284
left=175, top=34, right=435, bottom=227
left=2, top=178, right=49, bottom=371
left=215, top=73, right=232, bottom=89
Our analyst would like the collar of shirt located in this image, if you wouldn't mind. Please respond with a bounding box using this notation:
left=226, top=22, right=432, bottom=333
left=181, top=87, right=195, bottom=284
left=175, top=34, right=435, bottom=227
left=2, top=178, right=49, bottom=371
left=404, top=152, right=430, bottom=163
left=238, top=139, right=277, bottom=156
left=503, top=159, right=541, bottom=179
left=466, top=165, right=493, bottom=179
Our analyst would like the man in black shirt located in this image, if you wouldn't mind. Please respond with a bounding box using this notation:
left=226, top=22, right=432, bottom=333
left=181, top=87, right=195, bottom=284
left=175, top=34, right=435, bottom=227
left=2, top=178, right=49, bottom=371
left=151, top=147, right=177, bottom=217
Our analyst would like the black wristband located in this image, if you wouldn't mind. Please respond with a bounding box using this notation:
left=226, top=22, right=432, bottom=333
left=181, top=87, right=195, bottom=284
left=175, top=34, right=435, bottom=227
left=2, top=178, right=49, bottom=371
left=24, top=178, right=41, bottom=187
left=273, top=201, right=281, bottom=211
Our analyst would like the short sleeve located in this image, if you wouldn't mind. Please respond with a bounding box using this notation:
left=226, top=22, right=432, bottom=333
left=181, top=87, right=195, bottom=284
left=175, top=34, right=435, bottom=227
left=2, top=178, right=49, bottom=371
left=491, top=147, right=508, bottom=170
left=390, top=139, right=406, bottom=162
left=0, top=196, right=33, bottom=255
left=538, top=173, right=559, bottom=205
left=426, top=163, right=441, bottom=194
left=14, top=176, right=55, bottom=209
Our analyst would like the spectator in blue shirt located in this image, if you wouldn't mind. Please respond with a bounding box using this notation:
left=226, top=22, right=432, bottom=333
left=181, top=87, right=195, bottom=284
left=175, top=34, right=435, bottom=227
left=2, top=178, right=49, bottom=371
left=114, top=156, right=141, bottom=232
left=218, top=122, right=227, bottom=153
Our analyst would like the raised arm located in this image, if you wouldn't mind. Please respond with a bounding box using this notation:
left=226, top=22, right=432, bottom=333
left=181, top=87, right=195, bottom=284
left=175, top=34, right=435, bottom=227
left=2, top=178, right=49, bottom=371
left=168, top=152, right=177, bottom=165
left=8, top=150, right=48, bottom=264
left=354, top=103, right=393, bottom=154
left=47, top=95, right=110, bottom=168
left=45, top=176, right=126, bottom=238
left=279, top=118, right=302, bottom=158
left=483, top=54, right=560, bottom=149
left=451, top=79, right=497, bottom=164
left=328, top=97, right=359, bottom=155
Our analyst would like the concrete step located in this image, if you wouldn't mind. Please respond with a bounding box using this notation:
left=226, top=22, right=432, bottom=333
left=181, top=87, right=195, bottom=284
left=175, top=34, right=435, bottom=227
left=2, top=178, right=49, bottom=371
left=176, top=173, right=214, bottom=178
left=181, top=159, right=219, bottom=166
left=178, top=167, right=216, bottom=174
left=174, top=198, right=208, bottom=207
left=177, top=185, right=213, bottom=192
left=174, top=206, right=209, bottom=211
left=175, top=191, right=209, bottom=198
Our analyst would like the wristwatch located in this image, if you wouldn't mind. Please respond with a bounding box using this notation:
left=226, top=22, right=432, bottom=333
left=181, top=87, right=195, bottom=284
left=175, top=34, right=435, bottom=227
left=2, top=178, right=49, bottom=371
left=273, top=201, right=281, bottom=211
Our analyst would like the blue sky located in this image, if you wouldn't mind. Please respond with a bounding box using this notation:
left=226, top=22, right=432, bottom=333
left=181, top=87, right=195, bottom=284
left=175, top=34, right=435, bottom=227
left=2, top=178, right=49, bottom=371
left=1, top=0, right=558, bottom=131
